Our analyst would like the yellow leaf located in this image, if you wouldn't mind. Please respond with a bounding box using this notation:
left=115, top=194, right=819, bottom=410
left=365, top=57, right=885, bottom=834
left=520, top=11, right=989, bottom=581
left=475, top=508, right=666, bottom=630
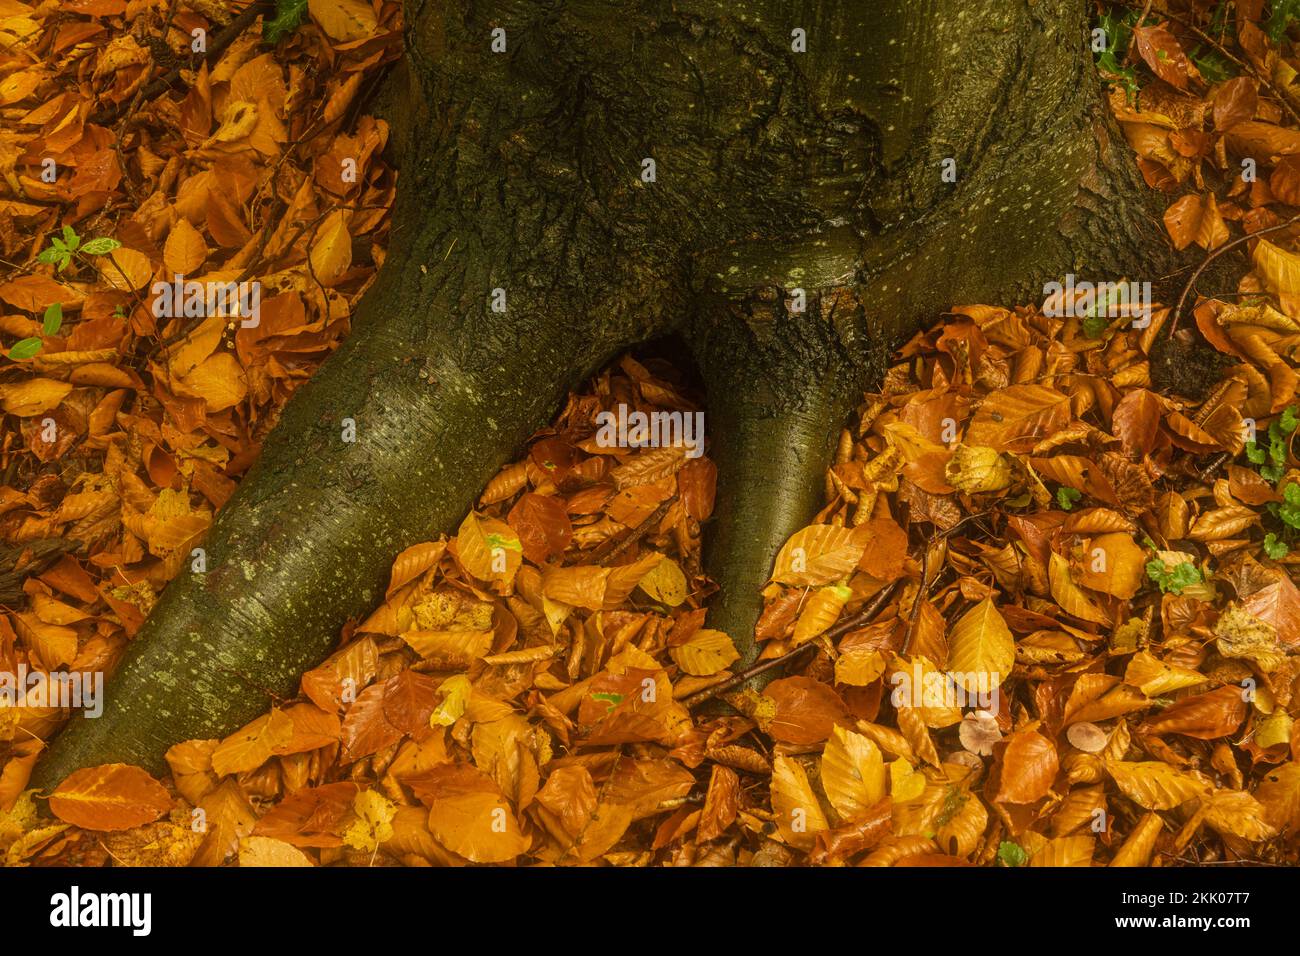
left=308, top=0, right=378, bottom=42
left=1029, top=834, right=1094, bottom=866
left=834, top=647, right=887, bottom=686
left=1078, top=532, right=1146, bottom=600
left=1049, top=552, right=1110, bottom=625
left=0, top=377, right=71, bottom=416
left=211, top=709, right=294, bottom=776
left=1109, top=812, right=1163, bottom=866
left=770, top=755, right=829, bottom=849
left=1256, top=711, right=1293, bottom=749
left=430, top=674, right=471, bottom=727
left=638, top=557, right=687, bottom=606
left=792, top=584, right=851, bottom=645
left=1106, top=760, right=1210, bottom=810
left=1214, top=604, right=1285, bottom=672
left=889, top=757, right=926, bottom=802
left=385, top=541, right=446, bottom=598
left=212, top=99, right=259, bottom=143
left=944, top=443, right=1012, bottom=493
left=456, top=512, right=522, bottom=587
left=308, top=209, right=352, bottom=287
left=669, top=629, right=739, bottom=676
left=1204, top=789, right=1276, bottom=841
left=946, top=597, right=1014, bottom=693
left=423, top=765, right=529, bottom=863
left=402, top=628, right=493, bottom=666
left=771, top=524, right=870, bottom=586
left=965, top=384, right=1071, bottom=452
left=342, top=789, right=397, bottom=853
left=820, top=725, right=885, bottom=821
left=541, top=553, right=662, bottom=610
left=238, top=835, right=314, bottom=867
left=102, top=248, right=154, bottom=291
left=162, top=315, right=223, bottom=378
left=1122, top=651, right=1207, bottom=696
left=178, top=352, right=247, bottom=412
left=1253, top=237, right=1300, bottom=297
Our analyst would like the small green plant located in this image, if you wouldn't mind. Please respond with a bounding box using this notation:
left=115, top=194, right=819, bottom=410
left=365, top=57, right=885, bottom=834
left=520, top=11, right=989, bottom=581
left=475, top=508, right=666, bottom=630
left=1264, top=532, right=1290, bottom=560
left=1245, top=405, right=1297, bottom=484
left=1267, top=0, right=1300, bottom=42
left=264, top=0, right=308, bottom=43
left=997, top=841, right=1029, bottom=867
left=1146, top=558, right=1203, bottom=594
left=36, top=225, right=120, bottom=272
left=1056, top=486, right=1082, bottom=511
left=6, top=302, right=62, bottom=361
left=1189, top=46, right=1235, bottom=83
left=1275, top=480, right=1300, bottom=530
left=1095, top=9, right=1142, bottom=101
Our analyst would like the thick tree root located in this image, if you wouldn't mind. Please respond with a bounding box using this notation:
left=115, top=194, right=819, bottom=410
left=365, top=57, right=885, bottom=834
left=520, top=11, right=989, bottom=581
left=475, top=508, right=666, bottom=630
left=32, top=234, right=626, bottom=785
left=691, top=288, right=874, bottom=684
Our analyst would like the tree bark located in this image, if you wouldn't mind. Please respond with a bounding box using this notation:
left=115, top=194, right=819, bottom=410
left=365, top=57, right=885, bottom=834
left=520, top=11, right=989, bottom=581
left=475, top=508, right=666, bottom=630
left=35, top=0, right=1191, bottom=784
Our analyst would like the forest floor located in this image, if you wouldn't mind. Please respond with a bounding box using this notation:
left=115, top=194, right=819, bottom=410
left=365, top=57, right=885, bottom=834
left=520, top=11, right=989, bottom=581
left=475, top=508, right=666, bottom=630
left=3, top=0, right=1300, bottom=866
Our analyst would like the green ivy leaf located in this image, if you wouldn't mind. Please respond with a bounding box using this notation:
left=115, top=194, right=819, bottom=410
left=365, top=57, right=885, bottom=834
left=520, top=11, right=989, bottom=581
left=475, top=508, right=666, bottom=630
left=1279, top=482, right=1300, bottom=530
left=264, top=0, right=308, bottom=43
left=1056, top=486, right=1083, bottom=511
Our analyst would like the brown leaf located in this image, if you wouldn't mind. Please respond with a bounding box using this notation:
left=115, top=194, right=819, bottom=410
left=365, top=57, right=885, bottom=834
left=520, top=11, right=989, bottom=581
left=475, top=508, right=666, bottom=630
left=995, top=730, right=1058, bottom=804
left=761, top=677, right=848, bottom=745
left=1134, top=23, right=1195, bottom=90
left=697, top=764, right=740, bottom=842
left=1141, top=686, right=1246, bottom=739
left=508, top=492, right=573, bottom=564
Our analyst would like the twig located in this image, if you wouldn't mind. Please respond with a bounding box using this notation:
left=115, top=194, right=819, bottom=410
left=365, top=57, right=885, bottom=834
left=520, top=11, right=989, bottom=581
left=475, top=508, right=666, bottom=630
left=1121, top=0, right=1155, bottom=67
left=1168, top=213, right=1300, bottom=337
left=1197, top=450, right=1231, bottom=483
left=684, top=579, right=901, bottom=709
left=581, top=495, right=676, bottom=566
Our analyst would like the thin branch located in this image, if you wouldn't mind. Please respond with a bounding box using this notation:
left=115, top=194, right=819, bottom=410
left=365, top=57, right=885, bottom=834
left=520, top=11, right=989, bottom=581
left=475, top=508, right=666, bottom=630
left=684, top=579, right=901, bottom=709
left=1168, top=213, right=1300, bottom=336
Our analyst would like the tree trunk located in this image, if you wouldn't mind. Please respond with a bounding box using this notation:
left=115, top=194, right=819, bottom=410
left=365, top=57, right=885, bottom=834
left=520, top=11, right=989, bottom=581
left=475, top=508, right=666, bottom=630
left=34, top=0, right=1187, bottom=784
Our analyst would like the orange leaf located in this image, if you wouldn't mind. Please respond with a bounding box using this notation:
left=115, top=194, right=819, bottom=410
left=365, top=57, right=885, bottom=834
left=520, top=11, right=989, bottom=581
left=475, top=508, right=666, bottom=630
left=163, top=217, right=209, bottom=275
left=48, top=763, right=173, bottom=831
left=995, top=730, right=1058, bottom=804
left=211, top=708, right=294, bottom=776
